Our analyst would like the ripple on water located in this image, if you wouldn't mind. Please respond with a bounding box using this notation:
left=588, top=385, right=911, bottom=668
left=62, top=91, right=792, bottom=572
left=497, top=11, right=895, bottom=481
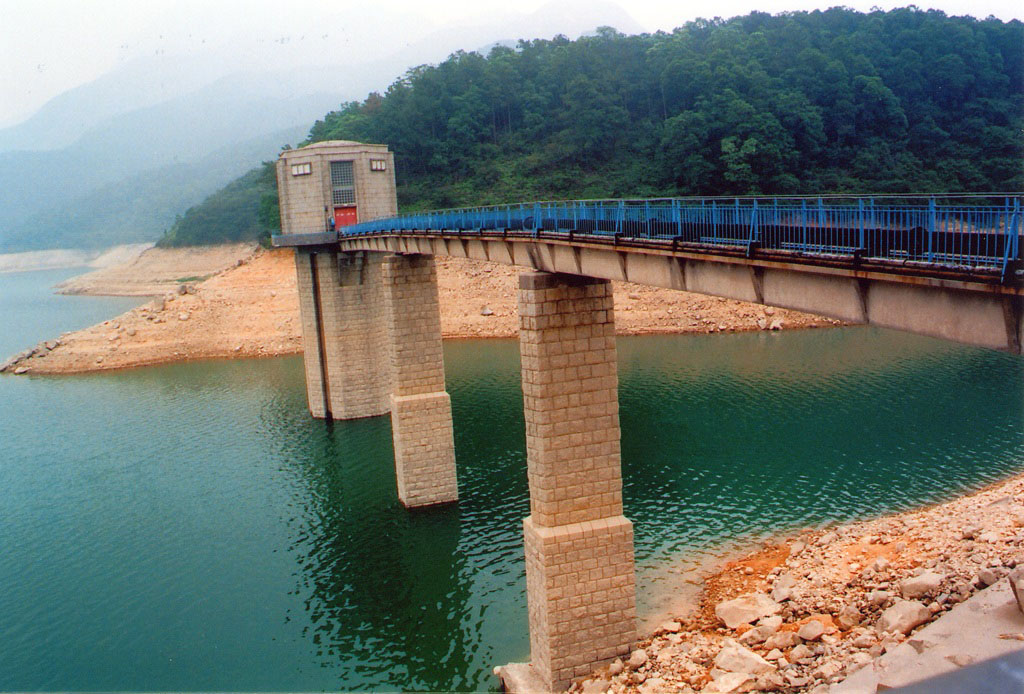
left=0, top=328, right=1022, bottom=691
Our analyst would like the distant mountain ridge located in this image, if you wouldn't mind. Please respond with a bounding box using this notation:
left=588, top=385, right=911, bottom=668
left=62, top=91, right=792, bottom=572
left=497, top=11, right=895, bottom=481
left=0, top=0, right=644, bottom=252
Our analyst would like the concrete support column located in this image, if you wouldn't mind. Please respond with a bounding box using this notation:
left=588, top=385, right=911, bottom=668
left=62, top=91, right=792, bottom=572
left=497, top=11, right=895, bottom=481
left=295, top=249, right=392, bottom=420
left=516, top=272, right=636, bottom=691
left=382, top=254, right=458, bottom=508
left=294, top=249, right=328, bottom=418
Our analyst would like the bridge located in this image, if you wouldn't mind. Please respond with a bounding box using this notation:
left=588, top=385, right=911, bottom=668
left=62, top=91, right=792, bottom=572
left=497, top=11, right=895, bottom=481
left=272, top=141, right=1023, bottom=692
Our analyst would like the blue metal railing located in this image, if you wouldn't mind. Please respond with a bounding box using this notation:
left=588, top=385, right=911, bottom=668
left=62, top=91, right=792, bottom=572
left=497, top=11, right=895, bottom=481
left=333, top=195, right=1024, bottom=280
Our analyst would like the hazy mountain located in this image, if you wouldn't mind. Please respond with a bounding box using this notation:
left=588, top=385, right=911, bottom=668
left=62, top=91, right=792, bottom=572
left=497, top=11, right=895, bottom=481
left=0, top=124, right=307, bottom=253
left=0, top=0, right=643, bottom=252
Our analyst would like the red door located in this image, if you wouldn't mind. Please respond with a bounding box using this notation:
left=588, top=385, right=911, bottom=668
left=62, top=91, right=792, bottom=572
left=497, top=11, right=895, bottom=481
left=334, top=206, right=358, bottom=229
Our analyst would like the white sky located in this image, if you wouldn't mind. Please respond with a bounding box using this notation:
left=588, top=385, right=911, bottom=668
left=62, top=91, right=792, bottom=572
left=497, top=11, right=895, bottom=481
left=1, top=0, right=1021, bottom=128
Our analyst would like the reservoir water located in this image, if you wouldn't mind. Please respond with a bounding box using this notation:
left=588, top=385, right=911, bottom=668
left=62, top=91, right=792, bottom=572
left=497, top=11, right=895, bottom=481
left=2, top=268, right=1023, bottom=691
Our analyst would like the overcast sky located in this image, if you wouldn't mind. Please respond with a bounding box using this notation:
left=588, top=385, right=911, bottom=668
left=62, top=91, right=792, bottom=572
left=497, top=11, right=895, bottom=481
left=2, top=0, right=1021, bottom=129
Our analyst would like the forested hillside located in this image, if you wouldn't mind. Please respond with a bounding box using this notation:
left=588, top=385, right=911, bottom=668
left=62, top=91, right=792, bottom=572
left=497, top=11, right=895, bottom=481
left=159, top=7, right=1024, bottom=247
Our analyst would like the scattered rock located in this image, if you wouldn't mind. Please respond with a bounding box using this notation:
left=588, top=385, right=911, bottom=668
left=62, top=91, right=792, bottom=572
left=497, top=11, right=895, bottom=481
left=627, top=649, right=648, bottom=669
left=660, top=621, right=681, bottom=633
left=714, top=638, right=774, bottom=674
left=480, top=306, right=494, bottom=316
left=838, top=605, right=862, bottom=629
left=177, top=284, right=189, bottom=295
left=126, top=328, right=136, bottom=337
left=13, top=366, right=29, bottom=375
left=797, top=619, right=826, bottom=641
left=178, top=312, right=190, bottom=321
left=901, top=570, right=945, bottom=598
left=715, top=593, right=782, bottom=628
left=581, top=677, right=609, bottom=694
left=978, top=568, right=1001, bottom=586
left=607, top=659, right=624, bottom=676
left=877, top=599, right=931, bottom=635
left=771, top=573, right=796, bottom=602
left=763, top=631, right=802, bottom=650
left=704, top=672, right=756, bottom=693
left=868, top=590, right=892, bottom=606
left=790, top=644, right=813, bottom=661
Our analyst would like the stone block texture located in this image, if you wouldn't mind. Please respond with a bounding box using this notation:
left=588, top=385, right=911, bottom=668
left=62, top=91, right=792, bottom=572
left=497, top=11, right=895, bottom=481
left=517, top=272, right=636, bottom=691
left=312, top=251, right=393, bottom=419
left=383, top=254, right=458, bottom=507
left=277, top=141, right=397, bottom=234
left=524, top=515, right=635, bottom=689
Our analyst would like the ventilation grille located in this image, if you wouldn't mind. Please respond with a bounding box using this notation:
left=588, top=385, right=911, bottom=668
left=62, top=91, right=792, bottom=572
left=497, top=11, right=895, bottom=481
left=330, top=160, right=355, bottom=206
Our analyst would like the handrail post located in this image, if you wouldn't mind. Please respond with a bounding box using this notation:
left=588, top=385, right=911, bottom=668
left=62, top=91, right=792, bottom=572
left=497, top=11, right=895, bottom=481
left=858, top=198, right=865, bottom=249
left=928, top=197, right=936, bottom=263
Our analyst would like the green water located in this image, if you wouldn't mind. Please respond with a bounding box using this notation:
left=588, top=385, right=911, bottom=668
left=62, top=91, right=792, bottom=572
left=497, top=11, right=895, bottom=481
left=1, top=269, right=1023, bottom=691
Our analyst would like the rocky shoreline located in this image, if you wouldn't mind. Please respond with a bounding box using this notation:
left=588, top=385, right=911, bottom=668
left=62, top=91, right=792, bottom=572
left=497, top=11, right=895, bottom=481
left=571, top=471, right=1024, bottom=693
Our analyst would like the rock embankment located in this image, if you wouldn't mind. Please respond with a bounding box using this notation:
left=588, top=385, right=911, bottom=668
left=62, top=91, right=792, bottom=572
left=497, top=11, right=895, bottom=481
left=572, top=473, right=1024, bottom=693
left=2, top=247, right=836, bottom=375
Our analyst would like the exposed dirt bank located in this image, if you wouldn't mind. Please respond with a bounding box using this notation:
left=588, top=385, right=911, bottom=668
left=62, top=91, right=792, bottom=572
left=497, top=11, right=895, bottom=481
left=570, top=471, right=1024, bottom=693
left=2, top=246, right=836, bottom=375
left=54, top=242, right=258, bottom=296
left=0, top=243, right=153, bottom=274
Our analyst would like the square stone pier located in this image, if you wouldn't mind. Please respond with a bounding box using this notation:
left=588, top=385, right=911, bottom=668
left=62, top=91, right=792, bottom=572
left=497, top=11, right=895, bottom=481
left=294, top=248, right=457, bottom=508
left=504, top=272, right=637, bottom=692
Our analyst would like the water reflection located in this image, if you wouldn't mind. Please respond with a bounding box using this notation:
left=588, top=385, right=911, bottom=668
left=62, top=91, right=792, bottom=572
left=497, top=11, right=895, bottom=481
left=1, top=323, right=1021, bottom=692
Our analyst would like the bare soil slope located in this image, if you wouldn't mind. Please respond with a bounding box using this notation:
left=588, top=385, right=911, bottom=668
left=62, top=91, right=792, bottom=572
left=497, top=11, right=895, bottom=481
left=5, top=247, right=836, bottom=375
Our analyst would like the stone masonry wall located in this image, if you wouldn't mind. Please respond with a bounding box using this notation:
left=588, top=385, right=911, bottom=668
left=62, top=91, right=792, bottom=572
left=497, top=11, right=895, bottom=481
left=316, top=251, right=392, bottom=419
left=383, top=254, right=458, bottom=507
left=518, top=272, right=636, bottom=691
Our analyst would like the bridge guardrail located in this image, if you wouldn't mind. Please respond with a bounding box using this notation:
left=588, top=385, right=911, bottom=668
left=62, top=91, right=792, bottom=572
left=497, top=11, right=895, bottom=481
left=285, top=195, right=1024, bottom=282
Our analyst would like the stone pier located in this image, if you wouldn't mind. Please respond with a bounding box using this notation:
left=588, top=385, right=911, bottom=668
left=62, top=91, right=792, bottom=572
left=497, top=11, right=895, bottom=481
left=512, top=272, right=636, bottom=692
left=294, top=249, right=392, bottom=420
left=382, top=254, right=458, bottom=507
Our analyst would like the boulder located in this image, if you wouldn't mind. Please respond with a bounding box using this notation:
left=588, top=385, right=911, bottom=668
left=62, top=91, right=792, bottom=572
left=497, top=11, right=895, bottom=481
left=581, top=678, right=609, bottom=694
left=714, top=638, right=774, bottom=675
left=704, top=672, right=756, bottom=693
left=790, top=644, right=813, bottom=661
left=763, top=631, right=802, bottom=650
left=868, top=590, right=891, bottom=606
left=771, top=573, right=797, bottom=602
left=627, top=649, right=648, bottom=669
left=877, top=600, right=931, bottom=635
left=901, top=571, right=944, bottom=598
left=738, top=624, right=774, bottom=646
left=607, top=659, right=624, bottom=676
left=715, top=593, right=782, bottom=628
left=838, top=605, right=863, bottom=629
left=797, top=619, right=825, bottom=641
left=978, top=568, right=1000, bottom=586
